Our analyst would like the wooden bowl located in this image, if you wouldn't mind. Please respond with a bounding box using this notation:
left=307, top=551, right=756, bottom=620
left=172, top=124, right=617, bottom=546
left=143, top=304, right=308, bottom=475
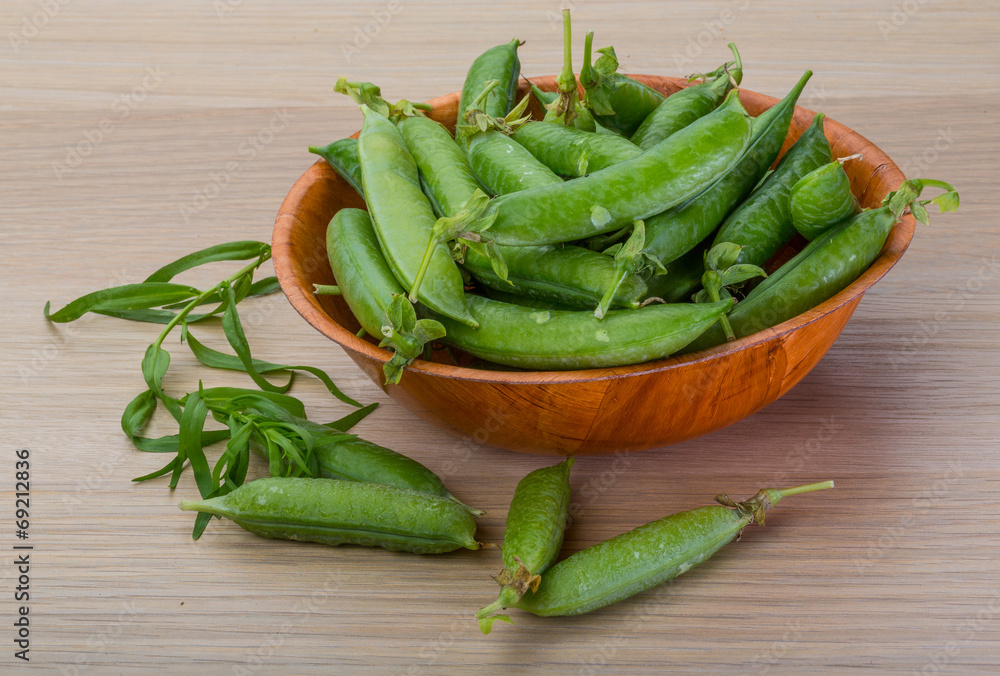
left=273, top=75, right=912, bottom=455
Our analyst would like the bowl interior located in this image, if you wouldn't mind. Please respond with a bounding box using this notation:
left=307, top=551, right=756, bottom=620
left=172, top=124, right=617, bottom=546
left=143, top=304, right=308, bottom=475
left=274, top=75, right=911, bottom=385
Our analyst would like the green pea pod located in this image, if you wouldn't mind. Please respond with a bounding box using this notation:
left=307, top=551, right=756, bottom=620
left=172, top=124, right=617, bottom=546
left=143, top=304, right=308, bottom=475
left=580, top=32, right=666, bottom=137
left=463, top=244, right=647, bottom=310
left=630, top=43, right=743, bottom=150
left=790, top=157, right=862, bottom=240
left=686, top=178, right=960, bottom=351
left=481, top=288, right=577, bottom=311
left=180, top=477, right=481, bottom=554
left=309, top=138, right=364, bottom=198
left=486, top=89, right=754, bottom=246
left=511, top=122, right=641, bottom=177
left=477, top=457, right=575, bottom=633
left=325, top=208, right=446, bottom=385
left=428, top=294, right=733, bottom=370
left=457, top=38, right=522, bottom=122
left=468, top=131, right=564, bottom=195
left=357, top=105, right=477, bottom=327
left=399, top=115, right=491, bottom=211
left=394, top=103, right=642, bottom=315
left=641, top=70, right=813, bottom=267
left=712, top=111, right=833, bottom=265
left=507, top=482, right=833, bottom=617
left=245, top=411, right=482, bottom=516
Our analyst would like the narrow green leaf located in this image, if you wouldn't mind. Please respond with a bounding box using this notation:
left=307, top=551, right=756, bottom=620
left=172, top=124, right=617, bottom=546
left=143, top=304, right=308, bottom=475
left=130, top=430, right=231, bottom=454
left=220, top=286, right=291, bottom=393
left=191, top=512, right=213, bottom=540
left=175, top=392, right=213, bottom=496
left=143, top=241, right=269, bottom=283
left=132, top=457, right=182, bottom=483
left=141, top=344, right=183, bottom=421
left=93, top=307, right=219, bottom=325
left=324, top=402, right=379, bottom=431
left=121, top=389, right=157, bottom=440
left=44, top=283, right=202, bottom=323
left=199, top=388, right=307, bottom=419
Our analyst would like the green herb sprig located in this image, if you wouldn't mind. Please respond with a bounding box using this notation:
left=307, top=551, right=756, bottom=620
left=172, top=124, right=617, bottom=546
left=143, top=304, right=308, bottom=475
left=45, top=241, right=375, bottom=537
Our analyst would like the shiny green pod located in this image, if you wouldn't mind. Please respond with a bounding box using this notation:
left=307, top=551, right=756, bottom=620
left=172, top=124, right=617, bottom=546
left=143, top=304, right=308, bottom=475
left=325, top=208, right=404, bottom=337
left=476, top=458, right=575, bottom=633
left=511, top=122, right=641, bottom=177
left=467, top=131, right=564, bottom=195
left=686, top=179, right=960, bottom=351
left=309, top=138, right=364, bottom=198
left=457, top=39, right=522, bottom=122
left=399, top=116, right=490, bottom=210
left=641, top=71, right=812, bottom=267
left=789, top=159, right=861, bottom=240
left=429, top=295, right=733, bottom=370
left=507, top=482, right=833, bottom=617
left=712, top=112, right=833, bottom=265
left=630, top=43, right=742, bottom=150
left=180, top=477, right=481, bottom=554
left=485, top=89, right=754, bottom=246
left=246, top=402, right=483, bottom=515
left=464, top=244, right=647, bottom=310
left=325, top=208, right=448, bottom=386
left=357, top=105, right=476, bottom=327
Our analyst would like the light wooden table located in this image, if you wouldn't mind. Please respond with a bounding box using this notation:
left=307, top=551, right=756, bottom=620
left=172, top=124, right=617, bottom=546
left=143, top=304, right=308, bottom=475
left=3, top=1, right=998, bottom=673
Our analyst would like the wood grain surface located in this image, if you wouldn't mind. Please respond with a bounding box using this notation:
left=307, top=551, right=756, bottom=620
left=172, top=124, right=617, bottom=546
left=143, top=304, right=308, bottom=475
left=2, top=1, right=998, bottom=673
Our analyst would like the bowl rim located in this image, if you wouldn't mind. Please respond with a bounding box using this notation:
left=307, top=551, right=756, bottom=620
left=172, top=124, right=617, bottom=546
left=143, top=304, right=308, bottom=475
left=273, top=75, right=913, bottom=385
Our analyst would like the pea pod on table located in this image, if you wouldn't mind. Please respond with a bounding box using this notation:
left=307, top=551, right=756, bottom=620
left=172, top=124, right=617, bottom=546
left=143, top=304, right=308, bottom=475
left=630, top=42, right=743, bottom=150
left=640, top=70, right=813, bottom=268
left=477, top=457, right=575, bottom=634
left=180, top=477, right=481, bottom=554
left=789, top=155, right=862, bottom=240
left=485, top=88, right=754, bottom=246
left=580, top=31, right=666, bottom=136
left=711, top=111, right=833, bottom=266
left=505, top=481, right=834, bottom=618
left=686, top=179, right=961, bottom=351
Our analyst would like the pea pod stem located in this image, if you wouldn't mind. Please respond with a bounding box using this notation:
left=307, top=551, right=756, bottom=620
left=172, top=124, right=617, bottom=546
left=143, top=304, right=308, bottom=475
left=313, top=284, right=341, bottom=296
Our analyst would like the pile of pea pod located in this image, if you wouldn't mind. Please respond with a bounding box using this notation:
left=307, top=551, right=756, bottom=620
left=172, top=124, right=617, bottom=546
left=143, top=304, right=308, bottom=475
left=312, top=10, right=959, bottom=382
